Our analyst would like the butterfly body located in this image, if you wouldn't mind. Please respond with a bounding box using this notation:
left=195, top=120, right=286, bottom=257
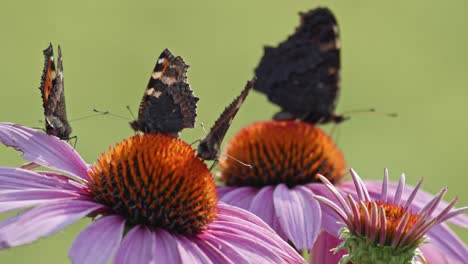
left=40, top=43, right=72, bottom=140
left=130, top=49, right=198, bottom=136
left=254, top=7, right=344, bottom=124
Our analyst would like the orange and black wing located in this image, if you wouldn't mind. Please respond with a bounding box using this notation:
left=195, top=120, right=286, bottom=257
left=39, top=43, right=72, bottom=140
left=130, top=49, right=198, bottom=136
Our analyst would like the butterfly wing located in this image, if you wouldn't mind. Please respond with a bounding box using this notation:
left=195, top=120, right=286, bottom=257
left=39, top=43, right=72, bottom=140
left=254, top=7, right=342, bottom=124
left=197, top=79, right=254, bottom=160
left=130, top=49, right=198, bottom=136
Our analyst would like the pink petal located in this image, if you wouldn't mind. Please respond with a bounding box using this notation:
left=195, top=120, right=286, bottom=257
left=211, top=204, right=304, bottom=263
left=0, top=123, right=89, bottom=181
left=0, top=168, right=84, bottom=191
left=216, top=202, right=275, bottom=232
left=114, top=226, right=155, bottom=264
left=217, top=186, right=258, bottom=210
left=216, top=186, right=236, bottom=197
left=309, top=183, right=343, bottom=235
left=190, top=237, right=245, bottom=264
left=201, top=230, right=284, bottom=263
left=425, top=223, right=468, bottom=263
left=153, top=229, right=182, bottom=263
left=420, top=244, right=455, bottom=264
left=0, top=189, right=86, bottom=214
left=0, top=200, right=104, bottom=249
left=69, top=215, right=125, bottom=264
left=311, top=231, right=345, bottom=264
left=273, top=184, right=321, bottom=250
left=177, top=236, right=219, bottom=264
left=36, top=171, right=88, bottom=192
left=248, top=185, right=287, bottom=239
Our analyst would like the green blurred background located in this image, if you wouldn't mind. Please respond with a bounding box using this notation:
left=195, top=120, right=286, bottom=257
left=0, top=0, right=467, bottom=262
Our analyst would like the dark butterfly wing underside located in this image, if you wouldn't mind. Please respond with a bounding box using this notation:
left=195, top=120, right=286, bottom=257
left=134, top=81, right=198, bottom=135
left=254, top=7, right=342, bottom=124
left=197, top=79, right=254, bottom=160
left=39, top=43, right=72, bottom=140
left=130, top=49, right=198, bottom=136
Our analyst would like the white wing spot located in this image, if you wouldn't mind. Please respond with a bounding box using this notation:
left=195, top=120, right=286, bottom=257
left=152, top=72, right=163, bottom=80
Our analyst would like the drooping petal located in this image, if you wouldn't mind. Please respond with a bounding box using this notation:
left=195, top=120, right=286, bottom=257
left=36, top=171, right=88, bottom=192
left=215, top=203, right=303, bottom=262
left=153, top=229, right=182, bottom=263
left=419, top=244, right=455, bottom=264
left=189, top=238, right=237, bottom=264
left=114, top=226, right=155, bottom=264
left=69, top=215, right=125, bottom=264
left=308, top=183, right=343, bottom=235
left=216, top=202, right=276, bottom=233
left=0, top=200, right=104, bottom=249
left=273, top=184, right=321, bottom=250
left=177, top=236, right=221, bottom=264
left=200, top=229, right=285, bottom=263
left=216, top=186, right=236, bottom=198
left=248, top=185, right=287, bottom=239
left=217, top=186, right=258, bottom=210
left=0, top=123, right=89, bottom=181
left=0, top=168, right=85, bottom=191
left=0, top=189, right=85, bottom=214
left=425, top=223, right=468, bottom=263
left=311, top=231, right=345, bottom=264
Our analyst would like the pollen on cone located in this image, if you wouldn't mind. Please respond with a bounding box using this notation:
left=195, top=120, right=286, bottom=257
left=219, top=121, right=346, bottom=187
left=88, top=133, right=218, bottom=235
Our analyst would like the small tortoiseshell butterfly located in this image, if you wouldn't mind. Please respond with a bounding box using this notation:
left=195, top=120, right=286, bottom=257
left=197, top=79, right=254, bottom=161
left=130, top=49, right=199, bottom=137
left=254, top=7, right=345, bottom=124
left=40, top=43, right=72, bottom=140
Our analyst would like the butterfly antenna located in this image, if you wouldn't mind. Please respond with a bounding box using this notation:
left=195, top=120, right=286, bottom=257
left=69, top=108, right=119, bottom=122
left=329, top=124, right=341, bottom=145
left=190, top=139, right=201, bottom=146
left=92, top=108, right=130, bottom=120
left=343, top=108, right=398, bottom=118
left=220, top=153, right=253, bottom=169
left=200, top=122, right=208, bottom=134
left=126, top=105, right=137, bottom=120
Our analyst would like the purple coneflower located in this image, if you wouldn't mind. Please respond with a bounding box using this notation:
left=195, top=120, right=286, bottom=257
left=217, top=120, right=347, bottom=250
left=216, top=120, right=468, bottom=258
left=314, top=169, right=468, bottom=264
left=0, top=123, right=305, bottom=264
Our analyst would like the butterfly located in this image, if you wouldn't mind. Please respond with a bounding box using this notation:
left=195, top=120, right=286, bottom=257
left=254, top=7, right=345, bottom=124
left=39, top=43, right=73, bottom=140
left=130, top=49, right=199, bottom=137
left=197, top=79, right=254, bottom=161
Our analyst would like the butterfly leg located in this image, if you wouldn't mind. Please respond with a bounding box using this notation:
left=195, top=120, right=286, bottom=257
left=208, top=160, right=219, bottom=172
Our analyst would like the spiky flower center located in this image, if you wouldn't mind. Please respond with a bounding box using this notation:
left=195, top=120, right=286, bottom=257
left=88, top=134, right=218, bottom=235
left=359, top=201, right=421, bottom=247
left=219, top=121, right=346, bottom=188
